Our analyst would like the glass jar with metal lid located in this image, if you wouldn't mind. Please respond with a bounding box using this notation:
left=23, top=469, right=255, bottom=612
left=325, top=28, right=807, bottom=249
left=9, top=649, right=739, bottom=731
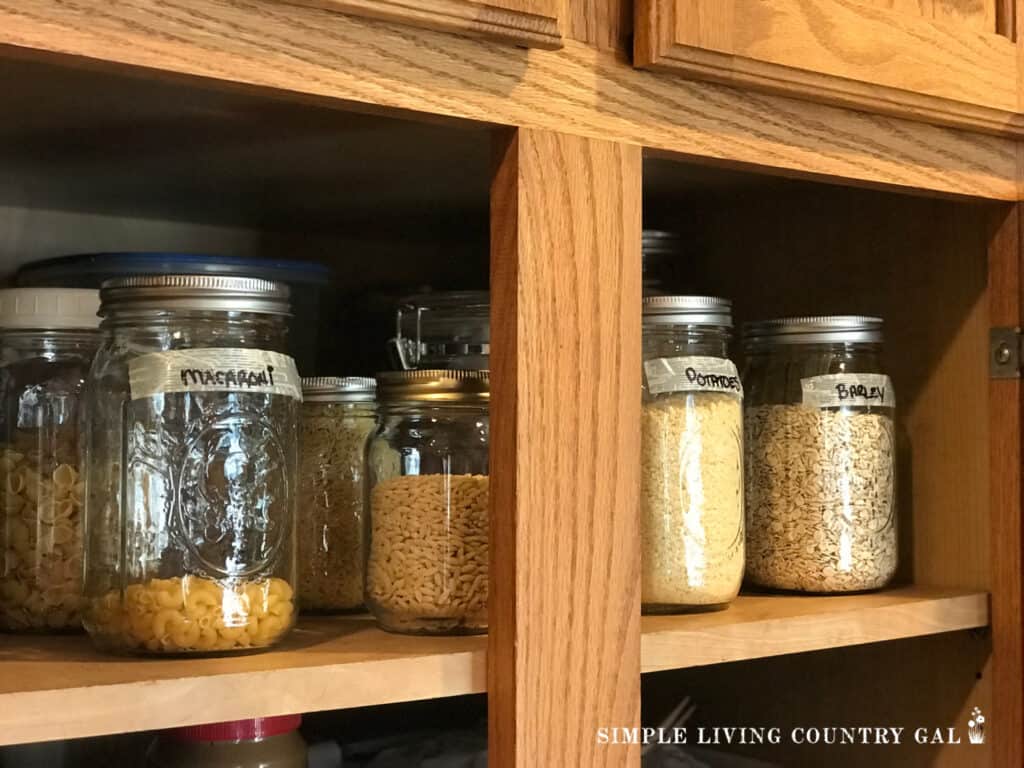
left=298, top=376, right=376, bottom=614
left=366, top=370, right=488, bottom=635
left=82, top=275, right=301, bottom=654
left=641, top=296, right=744, bottom=613
left=742, top=316, right=896, bottom=593
left=389, top=291, right=489, bottom=370
left=0, top=288, right=101, bottom=633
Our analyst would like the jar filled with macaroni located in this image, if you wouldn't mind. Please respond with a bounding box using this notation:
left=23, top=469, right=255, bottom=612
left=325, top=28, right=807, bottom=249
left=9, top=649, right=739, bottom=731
left=298, top=376, right=377, bottom=613
left=366, top=370, right=488, bottom=635
left=83, top=276, right=300, bottom=654
left=0, top=288, right=100, bottom=632
left=743, top=316, right=897, bottom=593
left=641, top=296, right=744, bottom=613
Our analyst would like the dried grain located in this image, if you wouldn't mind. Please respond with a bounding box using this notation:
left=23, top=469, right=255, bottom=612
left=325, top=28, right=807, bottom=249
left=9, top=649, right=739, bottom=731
left=744, top=405, right=897, bottom=592
left=641, top=393, right=744, bottom=609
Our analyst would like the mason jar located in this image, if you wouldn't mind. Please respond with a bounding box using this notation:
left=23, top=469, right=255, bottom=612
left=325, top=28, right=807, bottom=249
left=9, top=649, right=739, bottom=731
left=389, top=291, right=489, bottom=371
left=0, top=289, right=100, bottom=632
left=743, top=316, right=897, bottom=593
left=366, top=370, right=488, bottom=635
left=641, top=296, right=744, bottom=613
left=82, top=276, right=301, bottom=654
left=298, top=376, right=377, bottom=614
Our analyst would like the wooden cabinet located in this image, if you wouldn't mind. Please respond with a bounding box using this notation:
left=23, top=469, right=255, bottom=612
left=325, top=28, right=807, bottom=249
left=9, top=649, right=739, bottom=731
left=1, top=1, right=1024, bottom=766
left=286, top=0, right=562, bottom=48
left=634, top=0, right=1023, bottom=135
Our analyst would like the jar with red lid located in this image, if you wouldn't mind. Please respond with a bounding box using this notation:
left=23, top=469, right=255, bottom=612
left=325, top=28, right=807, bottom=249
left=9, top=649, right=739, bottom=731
left=145, top=715, right=306, bottom=768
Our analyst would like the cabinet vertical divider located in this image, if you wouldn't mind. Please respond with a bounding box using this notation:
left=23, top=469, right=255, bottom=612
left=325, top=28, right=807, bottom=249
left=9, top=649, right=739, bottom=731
left=989, top=202, right=1024, bottom=767
left=488, top=127, right=643, bottom=767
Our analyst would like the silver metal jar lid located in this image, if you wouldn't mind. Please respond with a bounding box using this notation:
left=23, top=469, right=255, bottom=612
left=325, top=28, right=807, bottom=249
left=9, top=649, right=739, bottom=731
left=744, top=315, right=884, bottom=345
left=302, top=376, right=377, bottom=403
left=99, top=275, right=291, bottom=316
left=377, top=369, right=489, bottom=405
left=642, top=296, right=732, bottom=327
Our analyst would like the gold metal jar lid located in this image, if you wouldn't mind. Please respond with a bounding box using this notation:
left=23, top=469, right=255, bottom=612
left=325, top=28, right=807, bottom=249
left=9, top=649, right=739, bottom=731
left=376, top=369, right=489, bottom=405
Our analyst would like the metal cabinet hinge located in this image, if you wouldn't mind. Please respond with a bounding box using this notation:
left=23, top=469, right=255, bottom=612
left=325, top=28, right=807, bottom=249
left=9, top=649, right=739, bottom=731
left=991, top=327, right=1021, bottom=378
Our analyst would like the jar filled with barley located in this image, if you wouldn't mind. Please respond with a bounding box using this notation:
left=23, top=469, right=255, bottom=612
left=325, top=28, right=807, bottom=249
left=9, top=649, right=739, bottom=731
left=742, top=316, right=897, bottom=593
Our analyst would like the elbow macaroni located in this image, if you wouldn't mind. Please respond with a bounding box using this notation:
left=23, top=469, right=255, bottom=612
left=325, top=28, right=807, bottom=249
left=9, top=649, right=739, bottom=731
left=86, top=575, right=295, bottom=653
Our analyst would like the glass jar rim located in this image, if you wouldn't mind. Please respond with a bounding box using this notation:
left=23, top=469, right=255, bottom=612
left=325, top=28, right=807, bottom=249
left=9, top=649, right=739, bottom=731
left=302, top=376, right=377, bottom=403
left=377, top=369, right=489, bottom=405
left=642, top=295, right=732, bottom=328
left=744, top=315, right=883, bottom=345
left=99, top=275, right=291, bottom=317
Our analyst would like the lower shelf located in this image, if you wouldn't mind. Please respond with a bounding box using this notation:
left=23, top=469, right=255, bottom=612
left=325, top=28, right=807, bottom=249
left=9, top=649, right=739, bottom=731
left=642, top=586, right=989, bottom=673
left=0, top=587, right=987, bottom=745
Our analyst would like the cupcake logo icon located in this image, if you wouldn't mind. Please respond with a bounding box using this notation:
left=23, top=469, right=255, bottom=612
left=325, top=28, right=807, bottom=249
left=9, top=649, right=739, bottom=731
left=968, top=707, right=986, bottom=745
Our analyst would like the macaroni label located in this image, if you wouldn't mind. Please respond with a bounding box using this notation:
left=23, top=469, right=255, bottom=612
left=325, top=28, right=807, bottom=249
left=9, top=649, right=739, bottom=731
left=801, top=373, right=895, bottom=409
left=644, top=356, right=742, bottom=397
left=129, top=348, right=302, bottom=401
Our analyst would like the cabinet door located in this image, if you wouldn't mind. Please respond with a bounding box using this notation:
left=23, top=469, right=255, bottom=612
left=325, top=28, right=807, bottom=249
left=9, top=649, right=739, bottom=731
left=635, top=0, right=1021, bottom=135
left=287, top=0, right=562, bottom=48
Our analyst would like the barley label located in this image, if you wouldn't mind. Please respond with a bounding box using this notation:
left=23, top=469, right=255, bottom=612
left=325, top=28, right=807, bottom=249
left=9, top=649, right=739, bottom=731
left=129, top=348, right=302, bottom=401
left=801, top=373, right=895, bottom=409
left=644, top=356, right=742, bottom=397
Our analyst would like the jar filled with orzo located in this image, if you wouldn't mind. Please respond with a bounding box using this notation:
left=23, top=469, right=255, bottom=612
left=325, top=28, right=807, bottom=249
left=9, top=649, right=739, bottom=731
left=366, top=370, right=488, bottom=635
left=298, top=376, right=377, bottom=614
left=742, top=316, right=897, bottom=593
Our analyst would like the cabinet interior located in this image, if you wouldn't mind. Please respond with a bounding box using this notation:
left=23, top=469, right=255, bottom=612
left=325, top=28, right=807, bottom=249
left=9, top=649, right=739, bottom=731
left=644, top=154, right=996, bottom=767
left=0, top=51, right=1000, bottom=763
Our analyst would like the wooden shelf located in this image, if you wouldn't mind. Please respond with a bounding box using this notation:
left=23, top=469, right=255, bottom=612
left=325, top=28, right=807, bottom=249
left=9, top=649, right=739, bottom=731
left=0, top=587, right=986, bottom=745
left=0, top=616, right=485, bottom=746
left=642, top=587, right=989, bottom=673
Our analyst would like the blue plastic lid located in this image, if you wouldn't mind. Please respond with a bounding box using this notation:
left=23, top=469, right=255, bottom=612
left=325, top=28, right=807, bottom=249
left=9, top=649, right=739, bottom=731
left=16, top=252, right=331, bottom=288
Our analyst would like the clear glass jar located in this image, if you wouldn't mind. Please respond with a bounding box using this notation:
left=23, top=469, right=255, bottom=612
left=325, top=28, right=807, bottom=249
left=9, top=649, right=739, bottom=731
left=389, top=291, right=489, bottom=370
left=298, top=376, right=377, bottom=614
left=83, top=276, right=301, bottom=654
left=0, top=289, right=100, bottom=632
left=641, top=297, right=744, bottom=613
left=366, top=370, right=489, bottom=635
left=146, top=715, right=306, bottom=768
left=742, top=316, right=897, bottom=593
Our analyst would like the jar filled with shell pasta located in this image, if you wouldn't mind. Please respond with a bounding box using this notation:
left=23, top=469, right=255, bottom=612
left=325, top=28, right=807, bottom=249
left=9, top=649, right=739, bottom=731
left=742, top=316, right=897, bottom=593
left=0, top=288, right=100, bottom=632
left=83, top=276, right=300, bottom=654
left=298, top=376, right=377, bottom=613
left=366, top=370, right=488, bottom=635
left=641, top=296, right=744, bottom=613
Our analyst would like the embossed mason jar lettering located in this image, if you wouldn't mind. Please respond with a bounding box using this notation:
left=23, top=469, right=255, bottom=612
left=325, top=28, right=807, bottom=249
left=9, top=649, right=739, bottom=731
left=82, top=276, right=300, bottom=655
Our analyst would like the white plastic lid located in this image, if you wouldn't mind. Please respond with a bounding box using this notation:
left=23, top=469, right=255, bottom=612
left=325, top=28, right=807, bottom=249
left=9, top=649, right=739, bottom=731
left=0, top=288, right=101, bottom=330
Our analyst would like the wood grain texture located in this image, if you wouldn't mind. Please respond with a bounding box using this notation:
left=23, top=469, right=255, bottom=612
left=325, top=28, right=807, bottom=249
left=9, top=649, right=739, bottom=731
left=635, top=0, right=1024, bottom=137
left=489, top=128, right=641, bottom=767
left=284, top=0, right=562, bottom=49
left=862, top=0, right=997, bottom=33
left=0, top=0, right=1016, bottom=199
left=0, top=617, right=485, bottom=746
left=642, top=588, right=989, bottom=672
left=564, top=0, right=631, bottom=49
left=987, top=202, right=1023, bottom=768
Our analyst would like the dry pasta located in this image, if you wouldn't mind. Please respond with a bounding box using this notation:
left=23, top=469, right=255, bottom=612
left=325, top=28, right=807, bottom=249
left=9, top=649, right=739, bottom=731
left=85, top=575, right=295, bottom=653
left=0, top=449, right=85, bottom=631
left=366, top=473, right=488, bottom=634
